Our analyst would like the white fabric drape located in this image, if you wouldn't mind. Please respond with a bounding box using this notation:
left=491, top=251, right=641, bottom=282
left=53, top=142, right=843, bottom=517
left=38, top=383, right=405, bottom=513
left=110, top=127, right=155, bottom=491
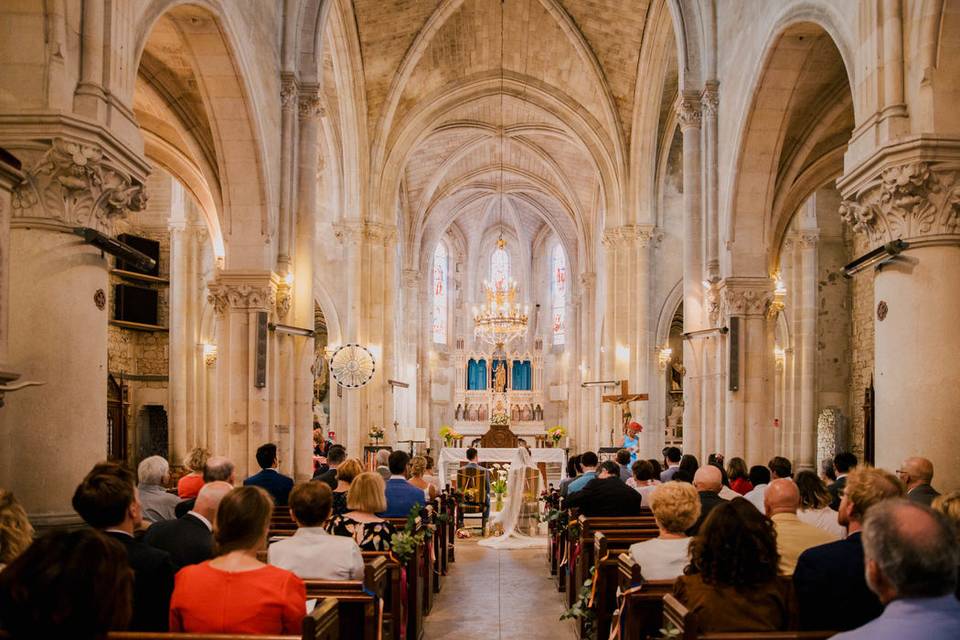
left=478, top=447, right=547, bottom=549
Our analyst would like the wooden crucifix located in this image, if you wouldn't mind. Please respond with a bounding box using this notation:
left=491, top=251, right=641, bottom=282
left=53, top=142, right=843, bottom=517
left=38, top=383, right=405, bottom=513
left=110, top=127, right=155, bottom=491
left=601, top=380, right=648, bottom=432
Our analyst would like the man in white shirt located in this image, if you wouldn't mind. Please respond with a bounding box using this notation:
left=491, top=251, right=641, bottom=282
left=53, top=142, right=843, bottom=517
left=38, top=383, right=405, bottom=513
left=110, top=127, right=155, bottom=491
left=744, top=464, right=771, bottom=512
left=269, top=481, right=364, bottom=580
left=137, top=455, right=181, bottom=523
left=745, top=457, right=793, bottom=512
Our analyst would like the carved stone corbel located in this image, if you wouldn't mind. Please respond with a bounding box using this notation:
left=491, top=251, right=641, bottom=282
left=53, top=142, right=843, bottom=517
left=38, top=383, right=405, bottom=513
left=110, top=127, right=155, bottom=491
left=10, top=138, right=148, bottom=234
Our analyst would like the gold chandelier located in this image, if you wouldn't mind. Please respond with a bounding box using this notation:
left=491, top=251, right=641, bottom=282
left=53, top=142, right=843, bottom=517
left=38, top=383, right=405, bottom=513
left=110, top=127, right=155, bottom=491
left=473, top=240, right=529, bottom=347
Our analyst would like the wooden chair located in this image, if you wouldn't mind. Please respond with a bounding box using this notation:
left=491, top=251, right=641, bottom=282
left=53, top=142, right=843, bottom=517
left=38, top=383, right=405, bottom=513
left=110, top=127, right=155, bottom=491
left=456, top=467, right=489, bottom=533
left=303, top=556, right=388, bottom=640
left=660, top=594, right=835, bottom=640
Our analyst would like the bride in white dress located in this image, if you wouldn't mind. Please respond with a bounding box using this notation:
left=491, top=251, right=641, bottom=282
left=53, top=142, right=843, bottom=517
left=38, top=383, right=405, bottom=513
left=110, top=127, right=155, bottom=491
left=478, top=447, right=547, bottom=549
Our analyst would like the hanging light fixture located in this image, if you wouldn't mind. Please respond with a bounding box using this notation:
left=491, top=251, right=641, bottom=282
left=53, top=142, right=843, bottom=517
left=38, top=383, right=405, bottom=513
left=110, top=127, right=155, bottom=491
left=473, top=0, right=528, bottom=348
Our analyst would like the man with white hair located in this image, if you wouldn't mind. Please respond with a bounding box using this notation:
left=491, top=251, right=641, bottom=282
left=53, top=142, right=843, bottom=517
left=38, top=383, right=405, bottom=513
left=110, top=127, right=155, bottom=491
left=833, top=499, right=960, bottom=638
left=144, top=481, right=232, bottom=569
left=138, top=455, right=180, bottom=523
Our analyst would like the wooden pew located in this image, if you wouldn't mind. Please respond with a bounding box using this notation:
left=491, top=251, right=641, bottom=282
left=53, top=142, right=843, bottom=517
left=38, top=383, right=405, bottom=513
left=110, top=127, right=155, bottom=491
left=660, top=594, right=835, bottom=640
left=384, top=516, right=427, bottom=640
left=610, top=553, right=673, bottom=640
left=302, top=598, right=341, bottom=640
left=589, top=531, right=657, bottom=640
left=361, top=552, right=403, bottom=640
left=0, top=599, right=340, bottom=640
left=303, top=556, right=388, bottom=640
left=568, top=515, right=657, bottom=609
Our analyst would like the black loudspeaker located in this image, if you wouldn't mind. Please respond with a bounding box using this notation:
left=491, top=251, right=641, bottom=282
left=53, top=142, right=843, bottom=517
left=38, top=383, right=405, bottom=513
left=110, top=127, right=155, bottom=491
left=255, top=311, right=268, bottom=388
left=116, top=234, right=160, bottom=276
left=115, top=284, right=159, bottom=325
left=728, top=316, right=740, bottom=391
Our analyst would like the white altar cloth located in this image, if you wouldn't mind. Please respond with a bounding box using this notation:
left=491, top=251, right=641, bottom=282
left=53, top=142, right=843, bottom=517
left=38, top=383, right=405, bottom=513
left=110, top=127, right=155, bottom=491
left=438, top=447, right=567, bottom=486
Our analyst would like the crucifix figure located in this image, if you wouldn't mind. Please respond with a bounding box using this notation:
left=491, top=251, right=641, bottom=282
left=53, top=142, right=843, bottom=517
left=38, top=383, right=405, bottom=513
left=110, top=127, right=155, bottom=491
left=601, top=380, right=648, bottom=431
left=602, top=380, right=648, bottom=458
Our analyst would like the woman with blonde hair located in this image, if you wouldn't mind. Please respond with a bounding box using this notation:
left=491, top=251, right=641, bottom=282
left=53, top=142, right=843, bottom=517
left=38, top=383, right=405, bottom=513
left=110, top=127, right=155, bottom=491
left=177, top=447, right=210, bottom=499
left=169, top=486, right=305, bottom=633
left=628, top=482, right=701, bottom=579
left=325, top=472, right=397, bottom=551
left=331, top=458, right=363, bottom=516
left=0, top=490, right=34, bottom=570
left=408, top=456, right=438, bottom=501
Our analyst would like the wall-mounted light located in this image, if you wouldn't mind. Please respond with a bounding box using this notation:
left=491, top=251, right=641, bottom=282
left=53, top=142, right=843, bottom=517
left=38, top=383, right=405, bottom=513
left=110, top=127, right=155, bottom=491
left=283, top=272, right=295, bottom=287
left=768, top=274, right=787, bottom=318
left=774, top=345, right=785, bottom=371
left=202, top=343, right=218, bottom=367
left=657, top=346, right=673, bottom=372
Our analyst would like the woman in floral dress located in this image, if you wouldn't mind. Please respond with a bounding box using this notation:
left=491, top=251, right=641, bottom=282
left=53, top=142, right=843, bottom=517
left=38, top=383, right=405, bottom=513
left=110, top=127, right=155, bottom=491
left=325, top=472, right=396, bottom=551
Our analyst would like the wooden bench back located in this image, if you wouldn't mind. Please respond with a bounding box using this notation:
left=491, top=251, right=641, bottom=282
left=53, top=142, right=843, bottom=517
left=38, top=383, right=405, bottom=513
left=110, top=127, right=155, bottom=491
left=661, top=594, right=835, bottom=640
left=302, top=598, right=340, bottom=640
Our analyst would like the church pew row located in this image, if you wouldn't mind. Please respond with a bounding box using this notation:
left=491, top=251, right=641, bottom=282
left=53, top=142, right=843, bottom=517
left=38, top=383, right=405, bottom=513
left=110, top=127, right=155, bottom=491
left=303, top=556, right=387, bottom=640
left=587, top=532, right=658, bottom=640
left=610, top=553, right=675, bottom=640
left=660, top=594, right=835, bottom=640
left=567, top=515, right=657, bottom=609
left=0, top=597, right=340, bottom=640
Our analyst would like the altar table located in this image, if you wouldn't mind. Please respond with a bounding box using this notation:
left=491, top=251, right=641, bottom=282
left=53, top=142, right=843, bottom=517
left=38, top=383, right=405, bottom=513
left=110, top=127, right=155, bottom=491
left=438, top=447, right=567, bottom=487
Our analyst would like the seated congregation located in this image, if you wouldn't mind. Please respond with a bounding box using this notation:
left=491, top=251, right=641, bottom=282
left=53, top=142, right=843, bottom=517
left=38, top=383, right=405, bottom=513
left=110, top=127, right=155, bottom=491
left=551, top=448, right=960, bottom=638
left=0, top=445, right=450, bottom=640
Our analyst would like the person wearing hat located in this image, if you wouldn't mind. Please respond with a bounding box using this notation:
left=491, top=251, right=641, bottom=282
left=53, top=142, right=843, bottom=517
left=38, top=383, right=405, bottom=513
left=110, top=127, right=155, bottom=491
left=622, top=421, right=642, bottom=464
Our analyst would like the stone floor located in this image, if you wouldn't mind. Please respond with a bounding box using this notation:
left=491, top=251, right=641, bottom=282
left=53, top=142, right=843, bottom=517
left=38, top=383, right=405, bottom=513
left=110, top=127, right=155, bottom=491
left=423, top=539, right=577, bottom=640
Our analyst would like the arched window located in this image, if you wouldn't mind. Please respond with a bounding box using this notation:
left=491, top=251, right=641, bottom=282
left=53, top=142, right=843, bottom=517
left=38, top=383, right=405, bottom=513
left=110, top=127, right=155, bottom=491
left=552, top=244, right=566, bottom=345
left=491, top=246, right=510, bottom=291
left=432, top=243, right=448, bottom=344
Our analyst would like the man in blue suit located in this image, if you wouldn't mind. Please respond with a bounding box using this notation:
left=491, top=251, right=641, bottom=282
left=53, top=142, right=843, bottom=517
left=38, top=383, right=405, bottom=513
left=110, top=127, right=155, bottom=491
left=243, top=443, right=294, bottom=505
left=793, top=467, right=904, bottom=632
left=381, top=450, right=425, bottom=517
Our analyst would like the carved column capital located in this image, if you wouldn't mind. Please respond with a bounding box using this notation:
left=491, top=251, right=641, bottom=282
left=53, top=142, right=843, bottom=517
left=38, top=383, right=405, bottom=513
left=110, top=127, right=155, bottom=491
left=839, top=160, right=960, bottom=245
left=10, top=138, right=148, bottom=234
left=797, top=231, right=820, bottom=249
left=280, top=73, right=299, bottom=112
left=207, top=272, right=278, bottom=315
left=719, top=278, right=773, bottom=318
left=334, top=222, right=364, bottom=247
left=298, top=85, right=324, bottom=121
left=675, top=92, right=703, bottom=131
left=700, top=82, right=719, bottom=117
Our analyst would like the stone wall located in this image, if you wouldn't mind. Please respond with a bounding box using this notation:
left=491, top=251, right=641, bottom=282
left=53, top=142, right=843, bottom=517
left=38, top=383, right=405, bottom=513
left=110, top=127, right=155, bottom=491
left=846, top=227, right=874, bottom=460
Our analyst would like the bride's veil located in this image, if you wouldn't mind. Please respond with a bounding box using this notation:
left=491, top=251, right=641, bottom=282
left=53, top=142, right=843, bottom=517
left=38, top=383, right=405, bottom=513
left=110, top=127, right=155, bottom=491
left=478, top=446, right=546, bottom=549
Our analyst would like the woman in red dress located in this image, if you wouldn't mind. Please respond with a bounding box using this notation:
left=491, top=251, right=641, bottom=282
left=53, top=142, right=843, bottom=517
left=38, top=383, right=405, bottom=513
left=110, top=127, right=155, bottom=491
left=169, top=486, right=305, bottom=634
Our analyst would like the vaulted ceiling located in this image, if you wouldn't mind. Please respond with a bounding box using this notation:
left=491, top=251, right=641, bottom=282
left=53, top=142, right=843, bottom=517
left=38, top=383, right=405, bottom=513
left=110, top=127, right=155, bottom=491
left=347, top=0, right=675, bottom=272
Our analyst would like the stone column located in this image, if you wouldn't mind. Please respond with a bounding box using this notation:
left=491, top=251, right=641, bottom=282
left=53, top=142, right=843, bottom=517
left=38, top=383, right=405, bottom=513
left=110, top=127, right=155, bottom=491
left=290, top=85, right=322, bottom=480
left=167, top=188, right=189, bottom=464
left=701, top=82, right=720, bottom=281
left=0, top=138, right=147, bottom=523
left=579, top=271, right=599, bottom=451
left=277, top=73, right=299, bottom=273
left=74, top=0, right=106, bottom=119
left=676, top=92, right=704, bottom=458
left=797, top=232, right=819, bottom=471
left=336, top=222, right=363, bottom=454
left=207, top=272, right=278, bottom=479
left=721, top=279, right=774, bottom=463
left=401, top=269, right=421, bottom=433
left=839, top=158, right=960, bottom=490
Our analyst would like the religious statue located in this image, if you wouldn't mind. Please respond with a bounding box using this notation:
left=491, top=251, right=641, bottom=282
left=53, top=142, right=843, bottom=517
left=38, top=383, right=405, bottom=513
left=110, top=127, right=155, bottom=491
left=455, top=403, right=462, bottom=421
left=670, top=360, right=685, bottom=392
left=479, top=404, right=488, bottom=421
left=667, top=400, right=684, bottom=437
left=493, top=361, right=507, bottom=393
left=511, top=404, right=519, bottom=422
left=534, top=404, right=543, bottom=421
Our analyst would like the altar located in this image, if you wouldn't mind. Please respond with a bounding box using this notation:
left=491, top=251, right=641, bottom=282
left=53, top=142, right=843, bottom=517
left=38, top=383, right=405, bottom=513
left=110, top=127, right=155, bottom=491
left=438, top=446, right=567, bottom=488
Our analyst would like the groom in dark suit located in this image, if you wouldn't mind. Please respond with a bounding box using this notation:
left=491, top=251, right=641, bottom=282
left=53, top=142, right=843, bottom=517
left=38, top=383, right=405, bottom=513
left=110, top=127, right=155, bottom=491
left=243, top=443, right=294, bottom=505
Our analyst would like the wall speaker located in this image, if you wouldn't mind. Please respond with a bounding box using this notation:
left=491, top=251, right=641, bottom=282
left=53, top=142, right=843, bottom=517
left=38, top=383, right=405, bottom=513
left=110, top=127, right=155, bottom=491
left=728, top=316, right=740, bottom=392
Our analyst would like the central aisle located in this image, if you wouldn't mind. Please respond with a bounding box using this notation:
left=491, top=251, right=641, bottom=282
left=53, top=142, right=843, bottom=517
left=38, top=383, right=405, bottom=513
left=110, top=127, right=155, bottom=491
left=423, top=540, right=577, bottom=640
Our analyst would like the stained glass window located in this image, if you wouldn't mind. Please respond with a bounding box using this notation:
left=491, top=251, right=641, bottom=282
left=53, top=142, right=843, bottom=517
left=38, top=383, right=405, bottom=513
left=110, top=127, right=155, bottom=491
left=552, top=244, right=566, bottom=345
left=491, top=247, right=510, bottom=291
left=432, top=243, right=447, bottom=344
